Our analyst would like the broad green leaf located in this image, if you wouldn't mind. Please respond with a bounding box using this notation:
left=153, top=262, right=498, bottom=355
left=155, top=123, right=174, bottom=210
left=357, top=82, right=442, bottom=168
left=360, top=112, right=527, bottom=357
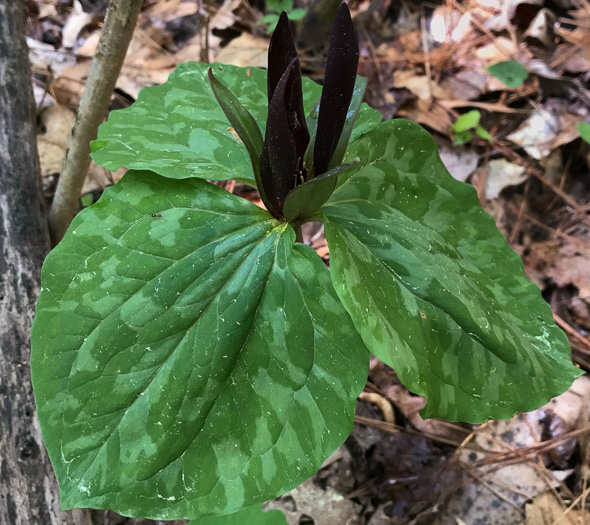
left=578, top=122, right=590, bottom=144
left=451, top=110, right=481, bottom=133
left=31, top=171, right=369, bottom=519
left=262, top=13, right=280, bottom=30
left=188, top=504, right=287, bottom=524
left=330, top=76, right=369, bottom=170
left=323, top=119, right=580, bottom=423
left=487, top=61, right=528, bottom=88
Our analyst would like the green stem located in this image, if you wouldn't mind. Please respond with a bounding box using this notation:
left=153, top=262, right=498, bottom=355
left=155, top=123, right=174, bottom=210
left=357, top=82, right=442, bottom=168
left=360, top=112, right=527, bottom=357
left=294, top=225, right=304, bottom=243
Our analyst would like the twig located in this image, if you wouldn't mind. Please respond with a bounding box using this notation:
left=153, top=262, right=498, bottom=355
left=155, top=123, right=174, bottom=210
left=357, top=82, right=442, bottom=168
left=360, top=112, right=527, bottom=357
left=508, top=177, right=531, bottom=245
left=48, top=0, right=144, bottom=244
left=554, top=313, right=590, bottom=352
left=504, top=201, right=590, bottom=248
left=359, top=392, right=396, bottom=424
left=419, top=3, right=432, bottom=102
left=551, top=486, right=590, bottom=525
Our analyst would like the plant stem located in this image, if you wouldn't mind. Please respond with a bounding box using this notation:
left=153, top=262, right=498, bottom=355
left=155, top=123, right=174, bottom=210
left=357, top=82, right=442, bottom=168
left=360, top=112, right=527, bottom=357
left=48, top=0, right=143, bottom=244
left=294, top=225, right=304, bottom=243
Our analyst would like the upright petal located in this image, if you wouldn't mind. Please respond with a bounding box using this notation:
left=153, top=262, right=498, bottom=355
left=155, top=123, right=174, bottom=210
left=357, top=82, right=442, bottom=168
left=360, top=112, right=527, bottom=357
left=260, top=57, right=308, bottom=218
left=313, top=3, right=359, bottom=176
left=267, top=12, right=298, bottom=102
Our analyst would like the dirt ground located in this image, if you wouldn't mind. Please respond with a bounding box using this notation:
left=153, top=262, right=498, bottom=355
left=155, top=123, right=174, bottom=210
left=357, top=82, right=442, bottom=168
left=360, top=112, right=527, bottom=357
left=25, top=0, right=590, bottom=523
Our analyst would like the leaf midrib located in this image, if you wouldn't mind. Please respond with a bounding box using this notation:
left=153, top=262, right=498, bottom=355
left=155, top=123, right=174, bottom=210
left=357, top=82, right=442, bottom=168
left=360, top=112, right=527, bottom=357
left=324, top=203, right=522, bottom=370
left=58, top=218, right=276, bottom=485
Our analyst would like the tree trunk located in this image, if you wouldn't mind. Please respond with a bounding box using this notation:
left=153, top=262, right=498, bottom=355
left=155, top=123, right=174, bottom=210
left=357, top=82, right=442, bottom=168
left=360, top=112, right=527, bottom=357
left=0, top=3, right=189, bottom=524
left=0, top=2, right=92, bottom=524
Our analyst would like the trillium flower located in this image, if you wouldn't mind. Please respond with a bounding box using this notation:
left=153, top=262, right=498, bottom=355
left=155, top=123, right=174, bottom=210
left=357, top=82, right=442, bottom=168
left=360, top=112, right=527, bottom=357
left=209, top=2, right=364, bottom=223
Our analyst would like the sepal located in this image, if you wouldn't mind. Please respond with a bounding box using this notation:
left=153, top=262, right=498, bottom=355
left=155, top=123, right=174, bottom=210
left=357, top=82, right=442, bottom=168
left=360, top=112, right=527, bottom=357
left=208, top=68, right=265, bottom=195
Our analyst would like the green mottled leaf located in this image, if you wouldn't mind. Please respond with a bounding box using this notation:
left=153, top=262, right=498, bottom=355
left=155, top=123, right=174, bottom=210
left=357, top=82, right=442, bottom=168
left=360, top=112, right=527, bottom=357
left=31, top=171, right=368, bottom=519
left=487, top=61, right=528, bottom=88
left=90, top=140, right=108, bottom=152
left=451, top=110, right=481, bottom=133
left=323, top=119, right=580, bottom=423
left=188, top=504, right=287, bottom=524
left=578, top=122, right=590, bottom=144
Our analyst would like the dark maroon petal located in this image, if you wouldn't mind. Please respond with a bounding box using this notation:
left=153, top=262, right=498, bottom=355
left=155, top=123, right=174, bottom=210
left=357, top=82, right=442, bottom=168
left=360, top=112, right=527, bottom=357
left=260, top=57, right=309, bottom=218
left=284, top=58, right=310, bottom=165
left=313, top=3, right=359, bottom=176
left=267, top=11, right=298, bottom=102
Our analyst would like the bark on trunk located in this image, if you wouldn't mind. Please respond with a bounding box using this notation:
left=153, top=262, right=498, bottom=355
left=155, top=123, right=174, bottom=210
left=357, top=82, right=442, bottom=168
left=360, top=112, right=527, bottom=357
left=0, top=2, right=93, bottom=524
left=0, top=3, right=193, bottom=524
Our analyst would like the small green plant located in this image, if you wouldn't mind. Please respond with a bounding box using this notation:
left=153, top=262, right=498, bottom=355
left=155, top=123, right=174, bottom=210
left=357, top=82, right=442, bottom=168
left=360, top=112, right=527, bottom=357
left=578, top=122, right=590, bottom=144
left=80, top=192, right=94, bottom=208
left=451, top=109, right=493, bottom=145
left=487, top=60, right=529, bottom=88
left=31, top=4, right=580, bottom=522
left=261, top=0, right=306, bottom=34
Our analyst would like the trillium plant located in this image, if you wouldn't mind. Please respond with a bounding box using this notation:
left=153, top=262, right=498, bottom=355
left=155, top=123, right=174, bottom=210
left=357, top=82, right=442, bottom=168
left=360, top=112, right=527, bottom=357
left=31, top=3, right=580, bottom=522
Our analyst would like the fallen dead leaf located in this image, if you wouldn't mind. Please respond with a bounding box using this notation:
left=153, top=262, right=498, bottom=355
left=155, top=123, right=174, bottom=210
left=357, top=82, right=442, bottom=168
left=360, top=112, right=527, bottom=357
left=507, top=107, right=585, bottom=160
left=28, top=37, right=77, bottom=77
left=37, top=104, right=120, bottom=195
left=526, top=492, right=590, bottom=525
left=61, top=0, right=95, bottom=49
left=398, top=99, right=453, bottom=135
left=215, top=32, right=269, bottom=69
left=175, top=0, right=241, bottom=63
left=265, top=478, right=363, bottom=525
left=482, top=158, right=527, bottom=200
left=436, top=139, right=479, bottom=182
left=393, top=69, right=452, bottom=101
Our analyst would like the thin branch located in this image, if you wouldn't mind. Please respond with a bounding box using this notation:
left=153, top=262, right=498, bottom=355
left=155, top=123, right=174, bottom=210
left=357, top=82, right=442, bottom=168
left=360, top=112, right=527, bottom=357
left=48, top=0, right=144, bottom=244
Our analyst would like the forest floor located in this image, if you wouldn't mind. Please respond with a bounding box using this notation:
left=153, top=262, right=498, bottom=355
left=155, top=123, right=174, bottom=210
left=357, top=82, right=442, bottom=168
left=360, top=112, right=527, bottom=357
left=26, top=0, right=590, bottom=523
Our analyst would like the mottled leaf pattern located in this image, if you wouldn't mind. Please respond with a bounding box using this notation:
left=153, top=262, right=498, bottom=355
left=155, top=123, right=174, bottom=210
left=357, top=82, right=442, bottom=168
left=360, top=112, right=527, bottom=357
left=323, top=119, right=580, bottom=423
left=31, top=171, right=369, bottom=519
